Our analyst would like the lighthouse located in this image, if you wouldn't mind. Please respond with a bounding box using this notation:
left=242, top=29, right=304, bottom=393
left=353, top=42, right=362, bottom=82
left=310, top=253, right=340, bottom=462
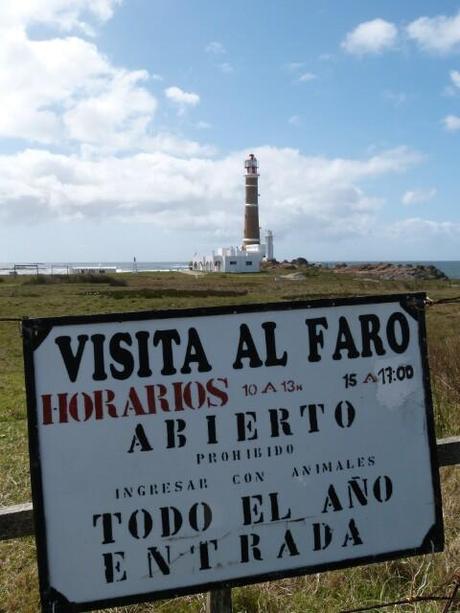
left=190, top=153, right=274, bottom=272
left=243, top=153, right=260, bottom=248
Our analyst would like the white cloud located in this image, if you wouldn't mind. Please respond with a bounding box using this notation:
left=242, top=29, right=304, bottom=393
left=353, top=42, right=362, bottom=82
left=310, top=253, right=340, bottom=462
left=450, top=69, right=460, bottom=88
left=195, top=121, right=212, bottom=130
left=0, top=0, right=121, bottom=34
left=219, top=62, right=234, bottom=74
left=63, top=70, right=157, bottom=148
left=286, top=62, right=305, bottom=72
left=443, top=115, right=460, bottom=131
left=205, top=41, right=226, bottom=55
left=288, top=115, right=302, bottom=126
left=0, top=4, right=166, bottom=151
left=286, top=63, right=316, bottom=83
left=407, top=12, right=460, bottom=54
left=0, top=146, right=421, bottom=243
left=402, top=188, right=436, bottom=205
left=298, top=72, right=316, bottom=82
left=386, top=218, right=460, bottom=239
left=0, top=32, right=110, bottom=142
left=342, top=19, right=398, bottom=55
left=383, top=90, right=407, bottom=107
left=165, top=86, right=200, bottom=108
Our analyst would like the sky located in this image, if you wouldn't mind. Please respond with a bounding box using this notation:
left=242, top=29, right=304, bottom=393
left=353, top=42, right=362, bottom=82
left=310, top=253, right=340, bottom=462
left=2, top=1, right=460, bottom=263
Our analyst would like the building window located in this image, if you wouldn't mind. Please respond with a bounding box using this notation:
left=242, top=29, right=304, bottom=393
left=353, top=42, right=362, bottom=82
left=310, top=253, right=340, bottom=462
left=229, top=260, right=237, bottom=265
left=245, top=261, right=253, bottom=266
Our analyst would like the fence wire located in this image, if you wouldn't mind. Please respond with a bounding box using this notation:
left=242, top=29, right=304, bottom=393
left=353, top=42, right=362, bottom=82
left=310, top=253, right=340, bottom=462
left=340, top=571, right=460, bottom=612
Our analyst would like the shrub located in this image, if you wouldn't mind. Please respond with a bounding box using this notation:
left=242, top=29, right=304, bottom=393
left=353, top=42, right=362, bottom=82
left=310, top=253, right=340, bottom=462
left=23, top=274, right=127, bottom=286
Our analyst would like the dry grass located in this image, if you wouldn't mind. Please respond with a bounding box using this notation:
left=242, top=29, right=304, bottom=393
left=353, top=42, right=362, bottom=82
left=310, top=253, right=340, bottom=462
left=0, top=270, right=458, bottom=612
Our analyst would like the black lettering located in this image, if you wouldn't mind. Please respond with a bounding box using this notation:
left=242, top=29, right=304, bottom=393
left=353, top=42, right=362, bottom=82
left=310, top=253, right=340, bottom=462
left=373, top=475, right=393, bottom=502
left=269, top=492, right=292, bottom=521
left=206, top=415, right=218, bottom=444
left=160, top=506, right=182, bottom=537
left=91, top=334, right=107, bottom=380
left=128, top=509, right=153, bottom=539
left=103, top=551, right=126, bottom=583
left=277, top=529, right=300, bottom=558
left=269, top=408, right=292, bottom=437
left=240, top=533, right=263, bottom=562
left=322, top=484, right=343, bottom=513
left=313, top=523, right=333, bottom=550
left=342, top=518, right=363, bottom=547
left=55, top=335, right=89, bottom=383
left=305, top=317, right=328, bottom=362
left=386, top=312, right=410, bottom=354
left=189, top=502, right=212, bottom=532
left=334, top=401, right=355, bottom=428
left=262, top=322, right=287, bottom=366
left=233, top=324, right=263, bottom=369
left=332, top=317, right=359, bottom=360
left=359, top=314, right=386, bottom=357
left=166, top=419, right=186, bottom=448
left=93, top=512, right=122, bottom=544
left=300, top=403, right=324, bottom=433
left=196, top=539, right=218, bottom=570
left=135, top=331, right=152, bottom=377
left=235, top=412, right=258, bottom=441
left=348, top=478, right=368, bottom=508
left=110, top=333, right=134, bottom=379
left=153, top=329, right=180, bottom=375
left=127, top=424, right=153, bottom=453
left=181, top=328, right=212, bottom=374
left=147, top=546, right=171, bottom=576
left=241, top=495, right=264, bottom=525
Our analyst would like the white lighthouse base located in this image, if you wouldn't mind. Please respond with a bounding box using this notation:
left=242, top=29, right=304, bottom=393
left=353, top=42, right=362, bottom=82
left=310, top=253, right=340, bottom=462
left=191, top=244, right=266, bottom=273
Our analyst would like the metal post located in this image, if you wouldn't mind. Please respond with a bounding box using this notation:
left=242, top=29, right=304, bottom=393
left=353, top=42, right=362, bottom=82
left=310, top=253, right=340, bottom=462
left=206, top=588, right=232, bottom=613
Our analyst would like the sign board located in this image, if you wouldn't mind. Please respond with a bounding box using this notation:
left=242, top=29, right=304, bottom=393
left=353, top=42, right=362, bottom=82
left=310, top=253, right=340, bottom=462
left=23, top=293, right=443, bottom=612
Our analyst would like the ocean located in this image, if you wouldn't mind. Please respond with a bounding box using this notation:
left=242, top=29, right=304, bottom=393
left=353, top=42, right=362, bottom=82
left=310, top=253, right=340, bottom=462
left=1, top=260, right=460, bottom=278
left=0, top=261, right=188, bottom=275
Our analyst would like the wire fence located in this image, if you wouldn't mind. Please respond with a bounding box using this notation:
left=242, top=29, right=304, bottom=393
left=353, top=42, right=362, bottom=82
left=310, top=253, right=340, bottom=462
left=0, top=299, right=459, bottom=612
left=340, top=570, right=460, bottom=612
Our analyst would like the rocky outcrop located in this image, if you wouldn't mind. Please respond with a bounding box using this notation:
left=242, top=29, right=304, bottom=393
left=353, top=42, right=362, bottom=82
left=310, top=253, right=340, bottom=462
left=330, top=262, right=448, bottom=281
left=262, top=259, right=448, bottom=280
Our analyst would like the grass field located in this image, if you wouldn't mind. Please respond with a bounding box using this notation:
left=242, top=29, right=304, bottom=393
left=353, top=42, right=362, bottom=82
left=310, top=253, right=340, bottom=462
left=0, top=269, right=458, bottom=612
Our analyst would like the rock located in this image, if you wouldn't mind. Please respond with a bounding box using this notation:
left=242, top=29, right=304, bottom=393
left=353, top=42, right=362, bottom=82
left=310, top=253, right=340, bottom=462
left=282, top=272, right=306, bottom=280
left=291, top=257, right=309, bottom=267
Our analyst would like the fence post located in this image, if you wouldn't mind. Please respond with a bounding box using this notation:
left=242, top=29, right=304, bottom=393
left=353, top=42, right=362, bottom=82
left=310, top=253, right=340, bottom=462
left=207, top=587, right=233, bottom=613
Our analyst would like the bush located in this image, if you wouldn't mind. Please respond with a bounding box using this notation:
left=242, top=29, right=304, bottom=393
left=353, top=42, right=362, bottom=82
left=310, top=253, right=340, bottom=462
left=101, top=287, right=248, bottom=300
left=22, top=275, right=56, bottom=285
left=23, top=274, right=127, bottom=286
left=108, top=277, right=128, bottom=287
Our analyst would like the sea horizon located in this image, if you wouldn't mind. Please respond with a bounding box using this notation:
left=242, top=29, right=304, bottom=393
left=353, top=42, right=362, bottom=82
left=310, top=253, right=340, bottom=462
left=1, top=260, right=460, bottom=278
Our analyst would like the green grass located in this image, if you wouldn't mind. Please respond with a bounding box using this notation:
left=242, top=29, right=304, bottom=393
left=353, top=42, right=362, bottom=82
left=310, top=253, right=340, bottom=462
left=0, top=270, right=458, bottom=612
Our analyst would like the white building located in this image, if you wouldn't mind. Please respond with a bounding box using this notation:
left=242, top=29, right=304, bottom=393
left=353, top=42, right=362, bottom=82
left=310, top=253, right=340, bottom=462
left=191, top=244, right=266, bottom=273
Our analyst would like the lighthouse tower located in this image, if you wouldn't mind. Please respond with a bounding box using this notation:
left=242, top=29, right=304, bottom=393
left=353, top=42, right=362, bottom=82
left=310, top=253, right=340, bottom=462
left=243, top=153, right=260, bottom=248
left=191, top=153, right=274, bottom=273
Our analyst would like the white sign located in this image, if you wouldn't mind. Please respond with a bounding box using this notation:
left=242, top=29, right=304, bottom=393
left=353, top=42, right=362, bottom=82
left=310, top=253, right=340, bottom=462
left=23, top=294, right=443, bottom=612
